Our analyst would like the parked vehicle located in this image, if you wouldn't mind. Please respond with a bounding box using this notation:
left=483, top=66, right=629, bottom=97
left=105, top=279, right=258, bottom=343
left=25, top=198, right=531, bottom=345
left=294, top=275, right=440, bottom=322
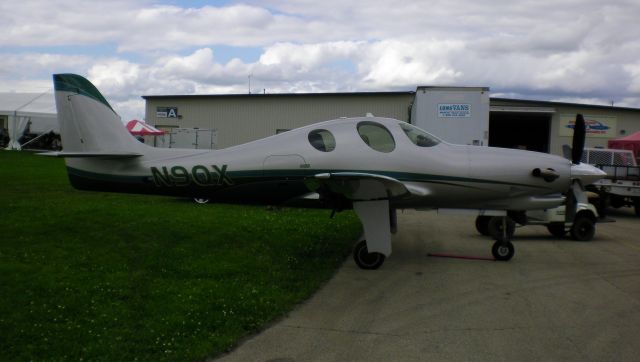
left=580, top=148, right=640, bottom=216
left=475, top=201, right=599, bottom=241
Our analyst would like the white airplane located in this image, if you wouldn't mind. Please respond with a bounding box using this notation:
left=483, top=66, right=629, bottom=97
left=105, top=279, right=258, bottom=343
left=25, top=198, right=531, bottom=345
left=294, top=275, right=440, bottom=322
left=43, top=74, right=605, bottom=269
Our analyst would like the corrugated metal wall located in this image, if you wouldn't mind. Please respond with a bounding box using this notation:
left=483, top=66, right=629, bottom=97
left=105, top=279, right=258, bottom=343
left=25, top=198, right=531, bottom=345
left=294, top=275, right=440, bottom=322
left=549, top=106, right=640, bottom=155
left=145, top=94, right=414, bottom=148
left=145, top=93, right=640, bottom=153
left=490, top=99, right=640, bottom=156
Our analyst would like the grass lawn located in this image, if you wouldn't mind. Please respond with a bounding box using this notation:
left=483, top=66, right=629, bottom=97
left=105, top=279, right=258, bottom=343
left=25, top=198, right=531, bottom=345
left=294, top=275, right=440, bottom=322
left=0, top=151, right=361, bottom=361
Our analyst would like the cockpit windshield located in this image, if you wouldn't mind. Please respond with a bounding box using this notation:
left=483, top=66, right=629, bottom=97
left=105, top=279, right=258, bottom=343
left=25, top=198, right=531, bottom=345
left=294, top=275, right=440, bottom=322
left=399, top=122, right=441, bottom=147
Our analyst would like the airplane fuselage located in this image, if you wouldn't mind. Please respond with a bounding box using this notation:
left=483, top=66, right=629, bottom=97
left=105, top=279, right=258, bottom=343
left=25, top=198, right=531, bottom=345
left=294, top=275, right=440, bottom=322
left=64, top=116, right=572, bottom=211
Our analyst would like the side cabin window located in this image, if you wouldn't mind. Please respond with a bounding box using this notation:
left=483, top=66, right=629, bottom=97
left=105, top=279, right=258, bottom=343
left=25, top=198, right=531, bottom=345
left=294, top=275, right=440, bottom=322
left=308, top=129, right=336, bottom=152
left=357, top=121, right=395, bottom=153
left=399, top=122, right=441, bottom=147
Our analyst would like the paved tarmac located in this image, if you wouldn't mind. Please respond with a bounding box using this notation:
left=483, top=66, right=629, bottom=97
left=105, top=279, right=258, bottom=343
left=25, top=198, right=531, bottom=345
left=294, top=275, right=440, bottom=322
left=215, top=208, right=640, bottom=361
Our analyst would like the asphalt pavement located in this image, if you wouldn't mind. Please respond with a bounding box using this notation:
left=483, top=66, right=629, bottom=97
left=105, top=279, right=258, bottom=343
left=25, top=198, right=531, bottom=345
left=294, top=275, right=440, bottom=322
left=214, top=208, right=640, bottom=361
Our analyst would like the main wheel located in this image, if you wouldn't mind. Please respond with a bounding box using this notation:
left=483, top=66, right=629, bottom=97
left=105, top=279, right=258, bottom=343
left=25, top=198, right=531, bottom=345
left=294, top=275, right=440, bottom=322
left=570, top=214, right=595, bottom=241
left=487, top=217, right=516, bottom=240
left=353, top=240, right=385, bottom=270
left=475, top=216, right=491, bottom=236
left=491, top=241, right=515, bottom=261
left=546, top=223, right=566, bottom=238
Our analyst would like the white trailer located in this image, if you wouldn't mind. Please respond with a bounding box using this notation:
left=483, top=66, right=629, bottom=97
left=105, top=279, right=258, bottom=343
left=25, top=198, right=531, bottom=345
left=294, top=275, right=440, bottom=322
left=411, top=86, right=490, bottom=146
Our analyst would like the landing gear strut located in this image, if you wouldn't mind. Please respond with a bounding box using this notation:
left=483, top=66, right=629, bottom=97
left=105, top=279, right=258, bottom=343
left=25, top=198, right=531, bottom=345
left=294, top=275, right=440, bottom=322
left=491, top=217, right=515, bottom=261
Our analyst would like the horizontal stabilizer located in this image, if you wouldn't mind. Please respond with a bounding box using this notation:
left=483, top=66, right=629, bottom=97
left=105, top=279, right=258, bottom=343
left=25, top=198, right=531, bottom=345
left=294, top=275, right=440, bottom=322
left=39, top=151, right=143, bottom=158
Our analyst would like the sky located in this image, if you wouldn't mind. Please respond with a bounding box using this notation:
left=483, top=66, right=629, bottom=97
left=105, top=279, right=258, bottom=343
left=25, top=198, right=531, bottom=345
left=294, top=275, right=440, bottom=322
left=2, top=0, right=640, bottom=121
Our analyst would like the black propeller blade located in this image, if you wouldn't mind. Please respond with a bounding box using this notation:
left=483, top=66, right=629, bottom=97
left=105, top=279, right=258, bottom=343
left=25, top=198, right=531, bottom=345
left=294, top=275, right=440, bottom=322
left=571, top=114, right=586, bottom=164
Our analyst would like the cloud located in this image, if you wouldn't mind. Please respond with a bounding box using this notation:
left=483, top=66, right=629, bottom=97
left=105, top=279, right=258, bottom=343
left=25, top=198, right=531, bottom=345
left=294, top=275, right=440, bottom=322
left=0, top=0, right=136, bottom=47
left=88, top=59, right=142, bottom=94
left=2, top=0, right=640, bottom=122
left=356, top=40, right=464, bottom=89
left=121, top=4, right=307, bottom=51
left=0, top=53, right=94, bottom=97
left=625, top=63, right=640, bottom=93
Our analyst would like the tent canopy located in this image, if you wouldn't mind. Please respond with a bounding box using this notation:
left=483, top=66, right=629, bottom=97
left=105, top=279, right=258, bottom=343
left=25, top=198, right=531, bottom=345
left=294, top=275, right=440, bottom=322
left=0, top=92, right=57, bottom=119
left=608, top=131, right=640, bottom=158
left=1, top=92, right=57, bottom=150
left=126, top=119, right=164, bottom=135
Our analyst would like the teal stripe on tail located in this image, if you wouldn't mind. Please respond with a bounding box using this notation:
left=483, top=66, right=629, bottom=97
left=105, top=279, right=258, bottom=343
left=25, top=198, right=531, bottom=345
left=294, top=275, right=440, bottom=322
left=53, top=74, right=115, bottom=113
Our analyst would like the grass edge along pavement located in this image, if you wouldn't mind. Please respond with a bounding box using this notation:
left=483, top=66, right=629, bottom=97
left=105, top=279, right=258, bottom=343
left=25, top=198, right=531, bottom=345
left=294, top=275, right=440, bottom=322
left=0, top=150, right=361, bottom=361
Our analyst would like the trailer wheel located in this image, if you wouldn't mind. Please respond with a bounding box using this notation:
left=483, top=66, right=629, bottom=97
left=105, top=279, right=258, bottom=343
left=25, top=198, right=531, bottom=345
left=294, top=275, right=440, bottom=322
left=634, top=198, right=640, bottom=217
left=546, top=223, right=566, bottom=238
left=610, top=195, right=625, bottom=209
left=570, top=214, right=595, bottom=241
left=475, top=216, right=491, bottom=236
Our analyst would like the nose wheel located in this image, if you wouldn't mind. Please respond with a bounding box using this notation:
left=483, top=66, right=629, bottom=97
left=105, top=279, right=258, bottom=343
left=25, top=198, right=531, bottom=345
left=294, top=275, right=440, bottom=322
left=491, top=240, right=514, bottom=261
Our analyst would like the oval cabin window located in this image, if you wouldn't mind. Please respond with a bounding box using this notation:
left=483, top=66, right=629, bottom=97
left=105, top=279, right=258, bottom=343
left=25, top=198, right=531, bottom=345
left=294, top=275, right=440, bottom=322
left=308, top=129, right=336, bottom=152
left=357, top=121, right=396, bottom=153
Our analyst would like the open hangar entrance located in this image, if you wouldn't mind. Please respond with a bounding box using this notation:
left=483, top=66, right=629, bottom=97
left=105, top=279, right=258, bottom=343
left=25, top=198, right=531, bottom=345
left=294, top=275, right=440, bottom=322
left=488, top=106, right=554, bottom=153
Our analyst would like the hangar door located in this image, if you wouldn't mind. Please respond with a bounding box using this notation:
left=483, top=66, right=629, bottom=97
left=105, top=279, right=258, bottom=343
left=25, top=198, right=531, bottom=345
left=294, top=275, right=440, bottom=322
left=489, top=107, right=554, bottom=153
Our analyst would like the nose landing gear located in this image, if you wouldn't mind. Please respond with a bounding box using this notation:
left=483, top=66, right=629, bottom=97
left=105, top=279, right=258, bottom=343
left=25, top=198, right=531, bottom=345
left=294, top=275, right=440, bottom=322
left=491, top=216, right=515, bottom=261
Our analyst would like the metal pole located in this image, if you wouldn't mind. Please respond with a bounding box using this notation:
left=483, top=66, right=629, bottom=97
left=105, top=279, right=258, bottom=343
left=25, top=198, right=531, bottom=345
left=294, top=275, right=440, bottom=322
left=19, top=128, right=55, bottom=149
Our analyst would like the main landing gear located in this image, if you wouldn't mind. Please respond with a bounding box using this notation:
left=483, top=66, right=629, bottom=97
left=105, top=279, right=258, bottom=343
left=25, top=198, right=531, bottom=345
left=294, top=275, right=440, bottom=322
left=353, top=239, right=386, bottom=270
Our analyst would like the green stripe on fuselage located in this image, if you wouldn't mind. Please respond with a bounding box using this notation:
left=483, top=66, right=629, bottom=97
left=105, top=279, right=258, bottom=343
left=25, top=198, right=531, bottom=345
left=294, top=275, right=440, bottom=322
left=67, top=167, right=149, bottom=183
left=66, top=166, right=550, bottom=191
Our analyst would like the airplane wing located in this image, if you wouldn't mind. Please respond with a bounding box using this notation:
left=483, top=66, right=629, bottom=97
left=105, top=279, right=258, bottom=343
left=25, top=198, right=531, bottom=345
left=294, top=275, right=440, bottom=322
left=304, top=172, right=430, bottom=258
left=305, top=172, right=426, bottom=201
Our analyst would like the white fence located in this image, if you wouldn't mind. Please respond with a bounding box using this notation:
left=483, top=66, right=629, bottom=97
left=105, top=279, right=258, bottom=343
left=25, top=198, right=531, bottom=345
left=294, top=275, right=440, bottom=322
left=582, top=147, right=637, bottom=167
left=154, top=128, right=218, bottom=149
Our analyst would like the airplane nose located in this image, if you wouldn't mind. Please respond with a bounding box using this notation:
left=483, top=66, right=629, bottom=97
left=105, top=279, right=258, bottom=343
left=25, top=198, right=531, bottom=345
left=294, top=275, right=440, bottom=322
left=570, top=163, right=607, bottom=185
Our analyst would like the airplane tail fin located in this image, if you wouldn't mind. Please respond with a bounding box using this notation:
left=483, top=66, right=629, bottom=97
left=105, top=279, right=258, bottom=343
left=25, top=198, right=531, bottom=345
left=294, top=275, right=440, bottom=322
left=52, top=74, right=144, bottom=156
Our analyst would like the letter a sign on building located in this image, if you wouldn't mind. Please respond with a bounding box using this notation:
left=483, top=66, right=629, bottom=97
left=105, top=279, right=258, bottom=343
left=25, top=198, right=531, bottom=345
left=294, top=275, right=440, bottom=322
left=156, top=106, right=179, bottom=118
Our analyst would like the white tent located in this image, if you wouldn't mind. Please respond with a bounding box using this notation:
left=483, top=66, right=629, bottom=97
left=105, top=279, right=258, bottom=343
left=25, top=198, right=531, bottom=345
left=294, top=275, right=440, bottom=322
left=0, top=92, right=57, bottom=150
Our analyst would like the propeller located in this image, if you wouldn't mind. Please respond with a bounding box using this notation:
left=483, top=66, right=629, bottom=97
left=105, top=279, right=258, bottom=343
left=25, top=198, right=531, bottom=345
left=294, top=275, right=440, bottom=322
left=571, top=114, right=586, bottom=164
left=567, top=114, right=586, bottom=222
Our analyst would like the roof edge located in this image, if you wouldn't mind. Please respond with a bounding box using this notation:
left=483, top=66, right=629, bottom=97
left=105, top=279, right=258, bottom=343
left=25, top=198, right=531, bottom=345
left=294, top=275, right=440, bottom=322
left=142, top=90, right=416, bottom=99
left=490, top=97, right=640, bottom=112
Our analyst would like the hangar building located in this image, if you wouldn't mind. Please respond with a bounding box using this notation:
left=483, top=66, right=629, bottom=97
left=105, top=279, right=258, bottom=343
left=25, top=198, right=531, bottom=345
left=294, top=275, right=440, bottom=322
left=143, top=87, right=640, bottom=158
